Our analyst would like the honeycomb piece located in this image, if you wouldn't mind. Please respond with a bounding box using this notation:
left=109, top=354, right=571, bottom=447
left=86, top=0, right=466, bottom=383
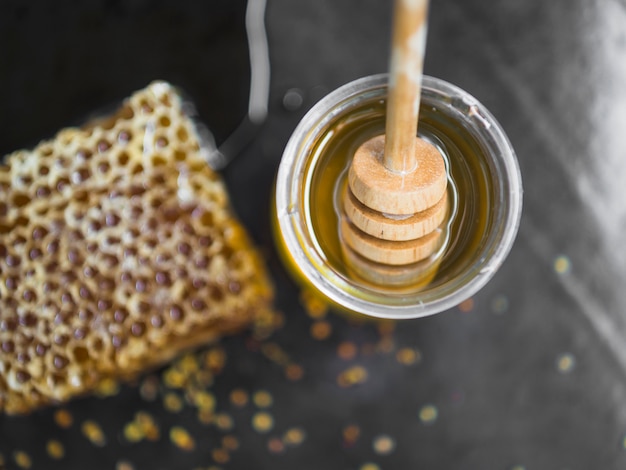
left=0, top=81, right=274, bottom=414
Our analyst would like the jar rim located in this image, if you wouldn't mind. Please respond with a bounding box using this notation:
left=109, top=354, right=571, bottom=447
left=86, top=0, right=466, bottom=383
left=275, top=74, right=522, bottom=319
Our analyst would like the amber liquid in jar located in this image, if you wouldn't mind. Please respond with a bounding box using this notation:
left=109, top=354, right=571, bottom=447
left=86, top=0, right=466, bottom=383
left=304, top=98, right=494, bottom=293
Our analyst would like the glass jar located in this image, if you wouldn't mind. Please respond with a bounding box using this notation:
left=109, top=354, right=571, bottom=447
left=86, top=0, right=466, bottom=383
left=273, top=74, right=522, bottom=319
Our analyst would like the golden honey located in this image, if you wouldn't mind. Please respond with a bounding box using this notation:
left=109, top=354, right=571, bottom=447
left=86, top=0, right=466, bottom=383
left=305, top=98, right=492, bottom=292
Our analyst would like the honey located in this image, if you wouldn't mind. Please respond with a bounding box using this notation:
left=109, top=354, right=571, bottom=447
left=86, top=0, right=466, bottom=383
left=305, top=98, right=492, bottom=292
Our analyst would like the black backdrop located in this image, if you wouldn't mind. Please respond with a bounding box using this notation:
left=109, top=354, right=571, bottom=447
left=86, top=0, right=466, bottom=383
left=2, top=0, right=626, bottom=469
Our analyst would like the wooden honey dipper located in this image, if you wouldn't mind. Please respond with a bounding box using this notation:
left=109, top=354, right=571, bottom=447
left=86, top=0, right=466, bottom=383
left=341, top=0, right=448, bottom=268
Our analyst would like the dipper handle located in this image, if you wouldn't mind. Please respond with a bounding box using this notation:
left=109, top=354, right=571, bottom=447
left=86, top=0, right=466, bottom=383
left=384, top=0, right=429, bottom=174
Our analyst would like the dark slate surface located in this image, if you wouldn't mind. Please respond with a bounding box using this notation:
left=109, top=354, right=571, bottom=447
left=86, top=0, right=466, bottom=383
left=2, top=0, right=626, bottom=469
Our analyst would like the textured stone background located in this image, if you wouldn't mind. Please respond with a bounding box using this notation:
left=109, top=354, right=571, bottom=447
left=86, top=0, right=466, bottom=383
left=2, top=0, right=626, bottom=469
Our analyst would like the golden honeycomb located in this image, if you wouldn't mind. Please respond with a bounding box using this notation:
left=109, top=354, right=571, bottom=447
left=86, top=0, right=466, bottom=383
left=0, top=81, right=274, bottom=414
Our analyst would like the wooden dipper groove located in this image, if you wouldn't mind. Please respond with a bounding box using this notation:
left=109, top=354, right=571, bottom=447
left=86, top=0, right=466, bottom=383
left=341, top=218, right=443, bottom=266
left=343, top=183, right=447, bottom=241
left=341, top=242, right=441, bottom=288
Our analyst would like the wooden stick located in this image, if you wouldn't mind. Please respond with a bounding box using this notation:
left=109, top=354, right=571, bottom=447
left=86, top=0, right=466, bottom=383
left=384, top=0, right=429, bottom=174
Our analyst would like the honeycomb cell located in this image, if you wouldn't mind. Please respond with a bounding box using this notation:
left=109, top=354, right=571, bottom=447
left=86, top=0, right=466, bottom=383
left=118, top=130, right=132, bottom=143
left=169, top=305, right=184, bottom=322
left=97, top=140, right=111, bottom=153
left=159, top=116, right=171, bottom=128
left=97, top=161, right=111, bottom=174
left=73, top=328, right=87, bottom=341
left=13, top=193, right=31, bottom=208
left=35, top=186, right=50, bottom=197
left=176, top=127, right=188, bottom=142
left=150, top=315, right=164, bottom=329
left=71, top=167, right=91, bottom=184
left=130, top=322, right=146, bottom=337
left=118, top=152, right=130, bottom=166
left=52, top=355, right=69, bottom=370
